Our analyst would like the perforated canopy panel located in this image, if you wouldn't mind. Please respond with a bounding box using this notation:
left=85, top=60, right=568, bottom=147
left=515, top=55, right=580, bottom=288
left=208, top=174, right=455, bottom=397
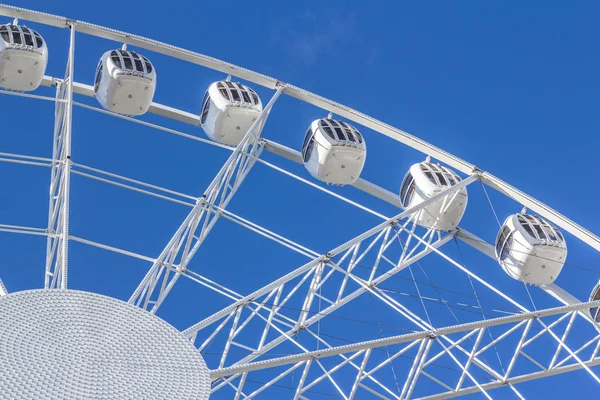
left=0, top=289, right=211, bottom=399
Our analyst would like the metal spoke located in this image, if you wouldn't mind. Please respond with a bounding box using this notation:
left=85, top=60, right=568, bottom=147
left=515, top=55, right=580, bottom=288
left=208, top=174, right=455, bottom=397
left=44, top=23, right=76, bottom=289
left=129, top=85, right=284, bottom=313
left=210, top=300, right=600, bottom=399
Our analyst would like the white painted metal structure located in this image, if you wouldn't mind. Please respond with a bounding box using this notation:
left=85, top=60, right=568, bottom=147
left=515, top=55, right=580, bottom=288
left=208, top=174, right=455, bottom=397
left=0, top=4, right=599, bottom=399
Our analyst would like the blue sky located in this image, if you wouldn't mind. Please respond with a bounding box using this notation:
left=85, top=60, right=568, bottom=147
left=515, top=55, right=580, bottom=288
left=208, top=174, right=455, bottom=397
left=1, top=1, right=600, bottom=398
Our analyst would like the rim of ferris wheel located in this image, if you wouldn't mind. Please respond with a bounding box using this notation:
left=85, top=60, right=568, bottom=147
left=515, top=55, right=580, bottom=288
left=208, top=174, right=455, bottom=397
left=93, top=48, right=156, bottom=115
left=495, top=213, right=567, bottom=286
left=399, top=161, right=468, bottom=231
left=301, top=117, right=366, bottom=185
left=1, top=4, right=600, bottom=398
left=1, top=3, right=591, bottom=249
left=200, top=80, right=263, bottom=146
left=6, top=5, right=591, bottom=255
left=0, top=22, right=47, bottom=91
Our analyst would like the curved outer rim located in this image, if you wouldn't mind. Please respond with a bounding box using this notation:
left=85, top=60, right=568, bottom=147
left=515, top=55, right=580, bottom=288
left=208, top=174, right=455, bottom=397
left=0, top=3, right=599, bottom=253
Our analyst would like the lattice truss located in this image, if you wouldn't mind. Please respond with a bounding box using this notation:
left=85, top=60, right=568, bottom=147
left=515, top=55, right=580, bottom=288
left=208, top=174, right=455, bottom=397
left=192, top=202, right=600, bottom=399
left=0, top=4, right=600, bottom=400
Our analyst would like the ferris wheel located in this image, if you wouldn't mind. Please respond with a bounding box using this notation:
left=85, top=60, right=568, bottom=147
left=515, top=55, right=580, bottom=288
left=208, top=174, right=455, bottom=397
left=0, top=3, right=599, bottom=399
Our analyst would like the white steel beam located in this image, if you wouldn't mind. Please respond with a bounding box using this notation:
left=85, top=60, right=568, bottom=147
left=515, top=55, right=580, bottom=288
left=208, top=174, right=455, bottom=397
left=209, top=300, right=600, bottom=378
left=404, top=339, right=433, bottom=400
left=191, top=179, right=478, bottom=398
left=128, top=86, right=284, bottom=313
left=455, top=328, right=485, bottom=391
left=540, top=283, right=584, bottom=307
left=455, top=228, right=496, bottom=259
left=435, top=338, right=492, bottom=400
left=184, top=174, right=477, bottom=337
left=243, top=361, right=306, bottom=400
left=209, top=301, right=600, bottom=399
left=0, top=151, right=54, bottom=167
left=504, top=320, right=533, bottom=380
left=349, top=349, right=372, bottom=399
left=0, top=88, right=64, bottom=102
left=197, top=217, right=580, bottom=393
left=44, top=23, right=76, bottom=289
left=201, top=231, right=447, bottom=395
left=68, top=234, right=255, bottom=309
left=0, top=224, right=48, bottom=237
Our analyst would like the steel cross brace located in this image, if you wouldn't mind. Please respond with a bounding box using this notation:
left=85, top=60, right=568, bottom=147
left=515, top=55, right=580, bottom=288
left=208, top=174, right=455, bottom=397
left=129, top=85, right=284, bottom=313
left=204, top=231, right=454, bottom=396
left=203, top=227, right=452, bottom=395
left=44, top=23, right=76, bottom=289
left=209, top=232, right=600, bottom=397
left=184, top=174, right=479, bottom=337
left=183, top=176, right=477, bottom=398
left=392, top=227, right=600, bottom=396
left=210, top=301, right=600, bottom=399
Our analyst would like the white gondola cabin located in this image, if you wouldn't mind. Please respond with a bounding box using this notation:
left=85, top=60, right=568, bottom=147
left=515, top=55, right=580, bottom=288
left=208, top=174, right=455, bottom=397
left=301, top=118, right=366, bottom=185
left=94, top=49, right=156, bottom=115
left=590, top=281, right=600, bottom=323
left=399, top=162, right=467, bottom=231
left=0, top=24, right=47, bottom=91
left=200, top=81, right=263, bottom=146
left=495, top=213, right=567, bottom=285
